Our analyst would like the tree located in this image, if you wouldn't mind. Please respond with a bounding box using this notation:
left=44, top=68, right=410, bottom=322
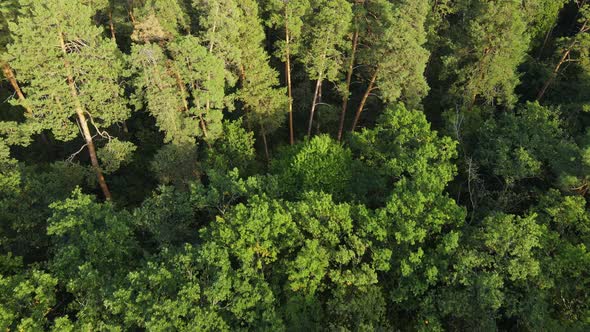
left=352, top=104, right=465, bottom=328
left=235, top=0, right=287, bottom=160
left=302, top=0, right=352, bottom=137
left=443, top=0, right=529, bottom=109
left=533, top=190, right=590, bottom=327
left=191, top=0, right=241, bottom=90
left=7, top=0, right=133, bottom=200
left=350, top=0, right=430, bottom=132
left=271, top=135, right=356, bottom=201
left=436, top=213, right=543, bottom=330
left=47, top=189, right=139, bottom=325
left=129, top=0, right=189, bottom=43
left=0, top=262, right=60, bottom=331
left=264, top=0, right=311, bottom=144
left=537, top=3, right=590, bottom=101
left=107, top=244, right=230, bottom=330
left=0, top=0, right=33, bottom=117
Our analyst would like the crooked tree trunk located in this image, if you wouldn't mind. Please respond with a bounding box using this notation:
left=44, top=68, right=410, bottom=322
left=351, top=68, right=377, bottom=132
left=2, top=62, right=33, bottom=116
left=537, top=46, right=574, bottom=101
left=338, top=29, right=358, bottom=141
left=537, top=20, right=588, bottom=101
left=59, top=33, right=112, bottom=200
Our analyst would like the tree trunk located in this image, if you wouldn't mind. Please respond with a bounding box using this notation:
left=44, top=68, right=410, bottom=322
left=307, top=77, right=322, bottom=138
left=59, top=32, right=112, bottom=200
left=537, top=47, right=573, bottom=101
left=2, top=62, right=33, bottom=116
left=351, top=68, right=377, bottom=132
left=109, top=9, right=117, bottom=42
left=285, top=25, right=295, bottom=145
left=260, top=123, right=270, bottom=162
left=338, top=30, right=358, bottom=141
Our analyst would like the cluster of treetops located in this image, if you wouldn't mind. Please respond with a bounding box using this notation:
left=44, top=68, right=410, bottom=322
left=0, top=0, right=589, bottom=330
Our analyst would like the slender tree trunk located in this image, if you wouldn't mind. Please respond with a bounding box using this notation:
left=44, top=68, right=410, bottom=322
left=338, top=30, right=359, bottom=141
left=536, top=25, right=554, bottom=60
left=2, top=62, right=33, bottom=116
left=59, top=32, right=112, bottom=200
left=307, top=77, right=322, bottom=138
left=285, top=25, right=295, bottom=145
left=351, top=68, right=377, bottom=132
left=260, top=123, right=270, bottom=162
left=239, top=64, right=254, bottom=132
left=109, top=9, right=117, bottom=42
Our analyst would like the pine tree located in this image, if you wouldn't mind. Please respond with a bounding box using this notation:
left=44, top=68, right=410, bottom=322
left=130, top=0, right=189, bottom=43
left=349, top=0, right=430, bottom=132
left=0, top=0, right=32, bottom=117
left=168, top=35, right=226, bottom=143
left=443, top=0, right=529, bottom=110
left=192, top=0, right=241, bottom=73
left=264, top=0, right=311, bottom=144
left=301, top=0, right=352, bottom=137
left=131, top=43, right=192, bottom=144
left=537, top=3, right=589, bottom=101
left=7, top=0, right=132, bottom=200
left=235, top=0, right=287, bottom=160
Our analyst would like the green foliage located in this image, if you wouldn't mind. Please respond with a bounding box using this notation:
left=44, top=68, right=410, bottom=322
left=0, top=266, right=59, bottom=331
left=302, top=0, right=352, bottom=83
left=0, top=161, right=86, bottom=259
left=131, top=43, right=199, bottom=144
left=352, top=104, right=458, bottom=197
left=205, top=120, right=256, bottom=173
left=264, top=0, right=311, bottom=60
left=272, top=135, right=354, bottom=201
left=150, top=143, right=200, bottom=189
left=7, top=0, right=130, bottom=140
left=235, top=0, right=287, bottom=137
left=357, top=0, right=430, bottom=107
left=434, top=213, right=543, bottom=330
left=97, top=138, right=137, bottom=174
left=47, top=189, right=138, bottom=324
left=533, top=190, right=590, bottom=327
left=131, top=0, right=190, bottom=42
left=133, top=186, right=197, bottom=248
left=107, top=244, right=229, bottom=331
left=443, top=0, right=529, bottom=108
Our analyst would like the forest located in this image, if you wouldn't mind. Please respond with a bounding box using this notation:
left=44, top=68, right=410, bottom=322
left=0, top=0, right=589, bottom=330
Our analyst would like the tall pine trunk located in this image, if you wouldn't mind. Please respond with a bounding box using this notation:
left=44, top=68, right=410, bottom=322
left=307, top=77, right=322, bottom=137
left=351, top=68, right=377, bottom=132
left=285, top=22, right=295, bottom=145
left=338, top=30, right=358, bottom=141
left=59, top=32, right=112, bottom=200
left=109, top=9, right=117, bottom=42
left=2, top=62, right=33, bottom=116
left=260, top=123, right=270, bottom=162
